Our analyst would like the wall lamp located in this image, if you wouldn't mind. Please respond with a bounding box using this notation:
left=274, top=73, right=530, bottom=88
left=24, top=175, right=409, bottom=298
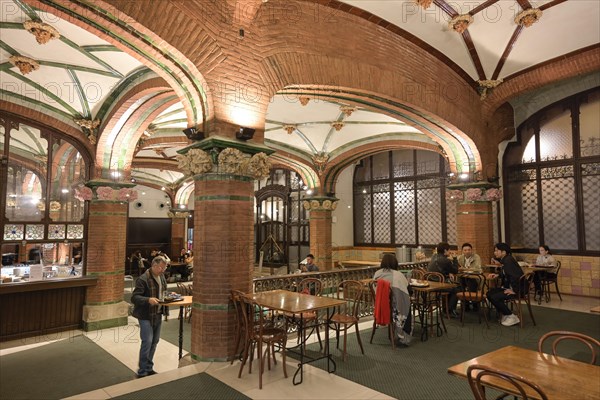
left=236, top=127, right=255, bottom=141
left=182, top=127, right=205, bottom=141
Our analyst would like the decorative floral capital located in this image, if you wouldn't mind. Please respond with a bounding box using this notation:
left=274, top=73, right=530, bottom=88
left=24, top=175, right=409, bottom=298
left=218, top=148, right=244, bottom=174
left=465, top=188, right=483, bottom=201
left=515, top=8, right=542, bottom=28
left=243, top=152, right=271, bottom=179
left=167, top=210, right=190, bottom=218
left=74, top=186, right=93, bottom=201
left=8, top=55, right=39, bottom=75
left=283, top=125, right=296, bottom=135
left=415, top=0, right=432, bottom=9
left=477, top=79, right=503, bottom=100
left=331, top=121, right=344, bottom=131
left=298, top=96, right=310, bottom=106
left=484, top=188, right=503, bottom=202
left=74, top=118, right=101, bottom=145
left=449, top=14, right=473, bottom=34
left=339, top=105, right=357, bottom=117
left=312, top=153, right=330, bottom=175
left=177, top=148, right=213, bottom=176
left=94, top=186, right=138, bottom=202
left=23, top=20, right=60, bottom=44
left=445, top=189, right=463, bottom=203
left=302, top=197, right=338, bottom=211
left=49, top=201, right=61, bottom=212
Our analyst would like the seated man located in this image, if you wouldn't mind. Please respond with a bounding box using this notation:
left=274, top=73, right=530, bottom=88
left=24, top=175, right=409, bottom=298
left=428, top=242, right=460, bottom=318
left=486, top=243, right=524, bottom=327
left=374, top=254, right=412, bottom=346
left=457, top=242, right=482, bottom=296
left=301, top=254, right=319, bottom=272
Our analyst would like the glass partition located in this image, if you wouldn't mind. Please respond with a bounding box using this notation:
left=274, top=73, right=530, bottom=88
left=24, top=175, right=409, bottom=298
left=6, top=124, right=47, bottom=222
left=49, top=139, right=86, bottom=222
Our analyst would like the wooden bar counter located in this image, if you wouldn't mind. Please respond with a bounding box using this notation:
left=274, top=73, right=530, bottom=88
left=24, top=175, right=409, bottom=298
left=0, top=277, right=97, bottom=342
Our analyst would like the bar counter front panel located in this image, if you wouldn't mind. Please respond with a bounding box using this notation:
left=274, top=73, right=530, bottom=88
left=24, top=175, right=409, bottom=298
left=0, top=277, right=97, bottom=341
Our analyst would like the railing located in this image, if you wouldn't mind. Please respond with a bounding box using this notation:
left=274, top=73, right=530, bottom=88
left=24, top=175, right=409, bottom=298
left=252, top=261, right=428, bottom=317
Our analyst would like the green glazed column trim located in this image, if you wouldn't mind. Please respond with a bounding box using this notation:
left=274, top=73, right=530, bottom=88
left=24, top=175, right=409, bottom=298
left=190, top=353, right=228, bottom=362
left=456, top=211, right=493, bottom=215
left=83, top=317, right=128, bottom=332
left=194, top=173, right=254, bottom=183
left=192, top=302, right=230, bottom=311
left=195, top=195, right=254, bottom=202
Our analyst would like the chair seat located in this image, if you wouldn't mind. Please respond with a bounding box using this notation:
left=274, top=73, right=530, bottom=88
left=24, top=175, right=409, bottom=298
left=253, top=327, right=287, bottom=341
left=283, top=311, right=317, bottom=320
left=457, top=291, right=484, bottom=301
left=331, top=314, right=358, bottom=325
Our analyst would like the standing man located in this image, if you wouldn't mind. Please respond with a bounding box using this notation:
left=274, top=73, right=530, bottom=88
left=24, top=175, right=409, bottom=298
left=131, top=256, right=169, bottom=378
left=301, top=254, right=319, bottom=272
left=456, top=243, right=482, bottom=272
left=486, top=243, right=524, bottom=327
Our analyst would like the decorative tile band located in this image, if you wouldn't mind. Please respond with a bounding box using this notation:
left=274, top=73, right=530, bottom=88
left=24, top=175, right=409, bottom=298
left=456, top=211, right=493, bottom=215
left=192, top=302, right=230, bottom=311
left=191, top=353, right=228, bottom=362
left=87, top=270, right=126, bottom=276
left=89, top=211, right=128, bottom=216
left=194, top=174, right=253, bottom=183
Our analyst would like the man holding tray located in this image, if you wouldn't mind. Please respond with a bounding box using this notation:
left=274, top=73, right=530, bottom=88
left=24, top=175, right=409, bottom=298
left=131, top=256, right=169, bottom=378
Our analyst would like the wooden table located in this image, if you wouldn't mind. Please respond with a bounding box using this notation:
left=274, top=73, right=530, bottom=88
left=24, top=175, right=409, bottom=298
left=248, top=290, right=345, bottom=385
left=411, top=281, right=456, bottom=341
left=448, top=345, right=600, bottom=400
left=160, top=295, right=193, bottom=359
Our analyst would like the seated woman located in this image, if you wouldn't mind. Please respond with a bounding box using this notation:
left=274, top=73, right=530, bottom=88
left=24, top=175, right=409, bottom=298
left=373, top=254, right=413, bottom=346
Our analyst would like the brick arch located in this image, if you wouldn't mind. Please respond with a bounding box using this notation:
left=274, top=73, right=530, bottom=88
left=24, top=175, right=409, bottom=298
left=98, top=92, right=179, bottom=178
left=24, top=0, right=212, bottom=127
left=324, top=140, right=443, bottom=194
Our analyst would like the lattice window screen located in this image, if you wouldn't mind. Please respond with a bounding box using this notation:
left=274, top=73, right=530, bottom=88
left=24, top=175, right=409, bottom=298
left=373, top=192, right=390, bottom=243
left=355, top=193, right=372, bottom=243
left=508, top=181, right=539, bottom=248
left=541, top=177, right=577, bottom=249
left=582, top=170, right=600, bottom=251
left=446, top=200, right=457, bottom=246
left=394, top=184, right=415, bottom=244
left=417, top=188, right=441, bottom=245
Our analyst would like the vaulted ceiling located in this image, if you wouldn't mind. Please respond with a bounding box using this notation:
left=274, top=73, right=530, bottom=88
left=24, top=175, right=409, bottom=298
left=1, top=0, right=598, bottom=205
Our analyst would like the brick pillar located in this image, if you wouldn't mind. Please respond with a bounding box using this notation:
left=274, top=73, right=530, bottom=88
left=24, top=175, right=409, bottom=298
left=304, top=197, right=338, bottom=271
left=178, top=137, right=274, bottom=362
left=191, top=173, right=254, bottom=361
left=169, top=209, right=188, bottom=257
left=456, top=201, right=494, bottom=264
left=82, top=183, right=135, bottom=331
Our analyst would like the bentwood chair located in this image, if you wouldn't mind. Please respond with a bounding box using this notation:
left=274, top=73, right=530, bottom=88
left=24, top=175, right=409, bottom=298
left=467, top=364, right=549, bottom=400
left=329, top=280, right=365, bottom=361
left=284, top=278, right=323, bottom=350
left=423, top=272, right=450, bottom=319
left=504, top=272, right=536, bottom=328
left=456, top=273, right=489, bottom=327
left=540, top=261, right=562, bottom=302
left=538, top=330, right=600, bottom=364
left=369, top=279, right=396, bottom=349
left=238, top=296, right=288, bottom=389
left=230, top=290, right=247, bottom=365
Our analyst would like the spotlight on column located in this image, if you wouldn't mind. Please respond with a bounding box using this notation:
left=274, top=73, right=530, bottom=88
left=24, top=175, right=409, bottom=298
left=236, top=127, right=255, bottom=141
left=182, top=127, right=205, bottom=141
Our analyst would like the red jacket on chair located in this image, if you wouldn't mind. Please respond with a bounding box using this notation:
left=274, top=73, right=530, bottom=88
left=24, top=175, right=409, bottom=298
left=374, top=279, right=391, bottom=325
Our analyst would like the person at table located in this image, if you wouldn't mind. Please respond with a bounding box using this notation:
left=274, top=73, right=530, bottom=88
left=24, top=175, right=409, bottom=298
left=373, top=254, right=413, bottom=346
left=427, top=242, right=460, bottom=318
left=301, top=254, right=319, bottom=272
left=531, top=244, right=557, bottom=298
left=131, top=256, right=170, bottom=378
left=486, top=243, right=524, bottom=327
left=457, top=242, right=482, bottom=297
left=457, top=243, right=482, bottom=272
left=178, top=248, right=189, bottom=263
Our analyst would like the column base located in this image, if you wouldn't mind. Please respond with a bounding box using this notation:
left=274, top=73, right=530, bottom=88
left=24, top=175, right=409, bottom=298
left=82, top=301, right=130, bottom=331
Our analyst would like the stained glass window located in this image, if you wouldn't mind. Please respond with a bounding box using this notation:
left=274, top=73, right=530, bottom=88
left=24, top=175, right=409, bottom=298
left=3, top=224, right=24, bottom=241
left=48, top=224, right=66, bottom=240
left=25, top=224, right=44, bottom=240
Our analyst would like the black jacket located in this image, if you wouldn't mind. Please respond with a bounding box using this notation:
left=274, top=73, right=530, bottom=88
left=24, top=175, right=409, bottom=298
left=499, top=255, right=526, bottom=294
left=131, top=270, right=169, bottom=322
left=428, top=253, right=458, bottom=278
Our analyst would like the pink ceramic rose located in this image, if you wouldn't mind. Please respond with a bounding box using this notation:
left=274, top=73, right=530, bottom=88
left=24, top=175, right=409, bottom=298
left=485, top=188, right=503, bottom=201
left=445, top=190, right=463, bottom=202
left=96, top=186, right=114, bottom=200
left=465, top=188, right=483, bottom=201
left=74, top=186, right=93, bottom=201
left=117, top=188, right=137, bottom=202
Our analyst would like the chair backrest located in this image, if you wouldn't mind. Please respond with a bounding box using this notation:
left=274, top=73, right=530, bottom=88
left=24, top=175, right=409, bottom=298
left=516, top=272, right=535, bottom=299
left=467, top=364, right=549, bottom=400
left=552, top=260, right=561, bottom=275
left=336, top=280, right=364, bottom=317
left=423, top=271, right=445, bottom=283
left=369, top=279, right=393, bottom=324
left=538, top=330, right=600, bottom=364
left=411, top=269, right=425, bottom=280
left=460, top=273, right=486, bottom=295
left=176, top=282, right=187, bottom=295
left=231, top=290, right=247, bottom=328
left=298, top=278, right=322, bottom=296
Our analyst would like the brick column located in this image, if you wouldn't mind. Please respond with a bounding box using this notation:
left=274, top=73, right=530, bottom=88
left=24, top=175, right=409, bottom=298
left=304, top=197, right=338, bottom=271
left=82, top=183, right=136, bottom=331
left=451, top=185, right=500, bottom=264
left=177, top=137, right=273, bottom=361
left=169, top=209, right=189, bottom=257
